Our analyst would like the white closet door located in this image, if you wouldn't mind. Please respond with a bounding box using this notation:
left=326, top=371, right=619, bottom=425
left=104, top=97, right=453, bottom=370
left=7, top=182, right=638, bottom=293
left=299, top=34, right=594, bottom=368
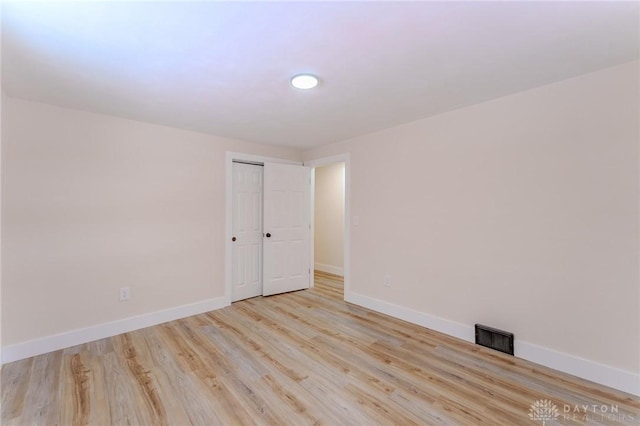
left=263, top=163, right=311, bottom=296
left=231, top=162, right=263, bottom=302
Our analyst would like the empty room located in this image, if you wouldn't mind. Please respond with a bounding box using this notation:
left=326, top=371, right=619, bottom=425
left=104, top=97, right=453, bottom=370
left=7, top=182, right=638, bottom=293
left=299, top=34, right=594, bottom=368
left=1, top=1, right=639, bottom=425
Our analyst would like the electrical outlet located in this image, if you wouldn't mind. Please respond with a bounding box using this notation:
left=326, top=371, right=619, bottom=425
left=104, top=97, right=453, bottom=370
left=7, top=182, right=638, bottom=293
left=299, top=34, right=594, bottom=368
left=119, top=287, right=130, bottom=301
left=383, top=274, right=392, bottom=287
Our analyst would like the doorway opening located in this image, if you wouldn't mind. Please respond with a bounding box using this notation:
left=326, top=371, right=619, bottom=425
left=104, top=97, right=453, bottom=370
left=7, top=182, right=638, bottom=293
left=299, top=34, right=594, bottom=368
left=307, top=153, right=351, bottom=301
left=312, top=162, right=345, bottom=297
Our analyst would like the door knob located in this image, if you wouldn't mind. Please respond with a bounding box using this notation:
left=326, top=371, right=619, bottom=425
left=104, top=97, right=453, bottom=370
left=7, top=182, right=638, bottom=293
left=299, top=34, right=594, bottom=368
left=265, top=233, right=271, bottom=238
left=232, top=237, right=236, bottom=242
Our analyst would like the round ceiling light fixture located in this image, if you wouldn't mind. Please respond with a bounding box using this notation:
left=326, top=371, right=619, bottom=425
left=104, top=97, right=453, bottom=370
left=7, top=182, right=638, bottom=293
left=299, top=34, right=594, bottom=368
left=290, top=74, right=319, bottom=90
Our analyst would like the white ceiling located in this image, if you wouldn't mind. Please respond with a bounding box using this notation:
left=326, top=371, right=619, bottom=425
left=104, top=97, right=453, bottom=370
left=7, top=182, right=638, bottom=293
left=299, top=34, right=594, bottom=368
left=2, top=1, right=638, bottom=149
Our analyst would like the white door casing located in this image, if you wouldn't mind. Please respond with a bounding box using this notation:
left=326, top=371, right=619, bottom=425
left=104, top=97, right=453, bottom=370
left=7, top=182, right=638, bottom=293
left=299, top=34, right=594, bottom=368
left=263, top=163, right=311, bottom=296
left=231, top=162, right=263, bottom=302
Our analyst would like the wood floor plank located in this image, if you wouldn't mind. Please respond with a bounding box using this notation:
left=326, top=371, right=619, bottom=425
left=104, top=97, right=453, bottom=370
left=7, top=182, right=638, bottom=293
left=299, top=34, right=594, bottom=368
left=2, top=274, right=639, bottom=425
left=20, top=350, right=62, bottom=426
left=300, top=372, right=379, bottom=425
left=142, top=329, right=223, bottom=426
left=0, top=357, right=33, bottom=424
left=58, top=352, right=91, bottom=426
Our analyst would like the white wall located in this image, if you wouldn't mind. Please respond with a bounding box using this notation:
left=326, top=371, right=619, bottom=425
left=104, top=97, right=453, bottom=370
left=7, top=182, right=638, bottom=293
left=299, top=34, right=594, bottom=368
left=314, top=163, right=344, bottom=276
left=1, top=97, right=301, bottom=351
left=304, top=61, right=640, bottom=394
left=0, top=89, right=3, bottom=356
left=0, top=45, right=3, bottom=357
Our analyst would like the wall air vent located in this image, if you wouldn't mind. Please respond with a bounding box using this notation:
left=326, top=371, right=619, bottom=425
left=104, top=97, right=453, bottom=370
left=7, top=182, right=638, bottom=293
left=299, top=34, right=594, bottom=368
left=475, top=324, right=514, bottom=355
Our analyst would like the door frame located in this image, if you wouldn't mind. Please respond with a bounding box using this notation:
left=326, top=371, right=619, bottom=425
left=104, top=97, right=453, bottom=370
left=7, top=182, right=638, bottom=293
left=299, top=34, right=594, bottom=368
left=304, top=153, right=351, bottom=300
left=225, top=152, right=302, bottom=304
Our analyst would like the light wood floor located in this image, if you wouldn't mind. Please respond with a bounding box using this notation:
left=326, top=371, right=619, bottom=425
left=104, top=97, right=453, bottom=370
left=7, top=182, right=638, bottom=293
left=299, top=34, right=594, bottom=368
left=2, top=272, right=638, bottom=425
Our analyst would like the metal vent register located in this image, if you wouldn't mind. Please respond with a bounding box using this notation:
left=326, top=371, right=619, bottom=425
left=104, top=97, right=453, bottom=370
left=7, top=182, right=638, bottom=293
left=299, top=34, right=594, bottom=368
left=475, top=324, right=514, bottom=355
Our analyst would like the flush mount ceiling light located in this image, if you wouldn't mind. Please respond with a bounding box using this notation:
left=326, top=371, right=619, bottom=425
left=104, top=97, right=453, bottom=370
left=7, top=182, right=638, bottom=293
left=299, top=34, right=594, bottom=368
left=290, top=74, right=319, bottom=90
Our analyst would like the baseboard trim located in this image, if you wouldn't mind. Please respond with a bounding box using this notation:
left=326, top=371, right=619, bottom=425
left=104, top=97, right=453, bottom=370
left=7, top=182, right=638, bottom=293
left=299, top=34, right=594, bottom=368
left=345, top=290, right=473, bottom=342
left=2, top=296, right=229, bottom=364
left=515, top=341, right=640, bottom=397
left=345, top=290, right=639, bottom=396
left=314, top=262, right=344, bottom=277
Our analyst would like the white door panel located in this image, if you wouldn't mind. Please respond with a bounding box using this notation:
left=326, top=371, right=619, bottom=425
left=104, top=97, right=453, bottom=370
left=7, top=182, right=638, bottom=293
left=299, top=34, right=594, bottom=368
left=231, top=162, right=263, bottom=302
left=263, top=163, right=311, bottom=296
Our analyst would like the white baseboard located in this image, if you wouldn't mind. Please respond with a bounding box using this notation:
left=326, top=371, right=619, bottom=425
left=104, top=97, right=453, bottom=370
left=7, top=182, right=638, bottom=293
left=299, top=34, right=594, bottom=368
left=2, top=296, right=229, bottom=364
left=516, top=341, right=640, bottom=397
left=345, top=290, right=640, bottom=396
left=345, top=290, right=474, bottom=342
left=315, top=262, right=344, bottom=277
